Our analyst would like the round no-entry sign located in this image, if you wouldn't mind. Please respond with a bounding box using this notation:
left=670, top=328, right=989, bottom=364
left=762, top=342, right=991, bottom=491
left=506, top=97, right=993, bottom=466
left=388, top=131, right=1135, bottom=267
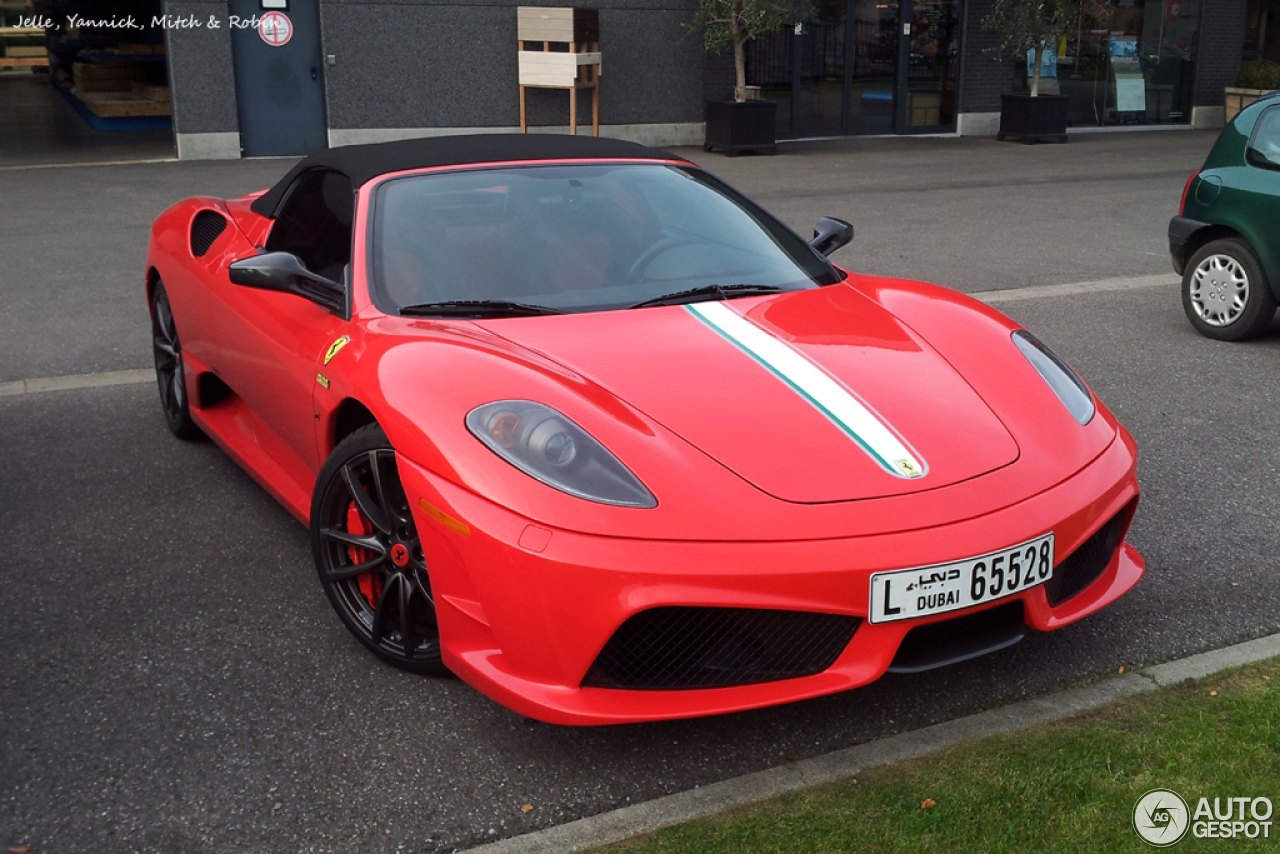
left=258, top=11, right=293, bottom=47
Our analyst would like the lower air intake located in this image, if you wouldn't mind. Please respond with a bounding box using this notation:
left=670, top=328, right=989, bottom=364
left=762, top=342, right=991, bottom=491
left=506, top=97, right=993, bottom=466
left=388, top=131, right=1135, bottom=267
left=1045, top=511, right=1125, bottom=606
left=582, top=607, right=859, bottom=690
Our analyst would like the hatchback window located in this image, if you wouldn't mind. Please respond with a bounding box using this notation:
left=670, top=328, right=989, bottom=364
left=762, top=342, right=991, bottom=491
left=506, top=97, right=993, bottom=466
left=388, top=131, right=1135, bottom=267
left=1246, top=106, right=1280, bottom=171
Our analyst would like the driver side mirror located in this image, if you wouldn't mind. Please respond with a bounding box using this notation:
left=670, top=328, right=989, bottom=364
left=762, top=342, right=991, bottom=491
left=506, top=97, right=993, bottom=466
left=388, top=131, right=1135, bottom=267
left=809, top=217, right=854, bottom=257
left=228, top=251, right=344, bottom=315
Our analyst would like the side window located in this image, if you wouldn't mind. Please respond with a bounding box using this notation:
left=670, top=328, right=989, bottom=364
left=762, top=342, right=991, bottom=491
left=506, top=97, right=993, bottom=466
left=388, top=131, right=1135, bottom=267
left=1246, top=106, right=1280, bottom=171
left=265, top=169, right=355, bottom=282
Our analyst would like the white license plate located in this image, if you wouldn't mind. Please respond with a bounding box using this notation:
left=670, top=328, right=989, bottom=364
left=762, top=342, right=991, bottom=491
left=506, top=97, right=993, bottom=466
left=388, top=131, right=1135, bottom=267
left=868, top=533, right=1055, bottom=624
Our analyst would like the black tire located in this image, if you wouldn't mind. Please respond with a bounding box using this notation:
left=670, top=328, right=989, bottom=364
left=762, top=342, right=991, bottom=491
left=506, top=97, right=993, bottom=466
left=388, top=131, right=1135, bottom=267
left=1181, top=237, right=1278, bottom=341
left=150, top=280, right=201, bottom=439
left=310, top=424, right=448, bottom=675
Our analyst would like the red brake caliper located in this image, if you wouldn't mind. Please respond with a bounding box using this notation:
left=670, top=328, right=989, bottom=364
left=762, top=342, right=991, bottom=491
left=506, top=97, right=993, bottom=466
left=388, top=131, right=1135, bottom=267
left=346, top=500, right=383, bottom=608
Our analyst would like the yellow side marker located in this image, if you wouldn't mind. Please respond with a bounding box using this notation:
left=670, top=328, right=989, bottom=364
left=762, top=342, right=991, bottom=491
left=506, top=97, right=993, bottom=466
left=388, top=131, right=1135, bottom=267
left=419, top=499, right=471, bottom=537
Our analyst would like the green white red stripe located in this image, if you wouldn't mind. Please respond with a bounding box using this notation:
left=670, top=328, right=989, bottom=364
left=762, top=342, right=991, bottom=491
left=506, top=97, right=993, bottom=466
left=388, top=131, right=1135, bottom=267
left=686, top=300, right=926, bottom=479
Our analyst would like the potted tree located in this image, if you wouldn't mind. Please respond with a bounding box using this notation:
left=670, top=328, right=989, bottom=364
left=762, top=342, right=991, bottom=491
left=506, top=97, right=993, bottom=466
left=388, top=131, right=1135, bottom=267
left=1225, top=59, right=1280, bottom=123
left=694, top=0, right=793, bottom=155
left=984, top=0, right=1084, bottom=143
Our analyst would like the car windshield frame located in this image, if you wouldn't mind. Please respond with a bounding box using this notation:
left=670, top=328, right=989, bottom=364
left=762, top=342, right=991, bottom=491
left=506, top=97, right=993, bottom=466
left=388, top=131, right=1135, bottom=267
left=364, top=161, right=845, bottom=318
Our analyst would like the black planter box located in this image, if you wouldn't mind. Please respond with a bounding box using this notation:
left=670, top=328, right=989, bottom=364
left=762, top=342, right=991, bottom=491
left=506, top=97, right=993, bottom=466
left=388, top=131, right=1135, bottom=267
left=997, top=94, right=1069, bottom=144
left=704, top=99, right=777, bottom=156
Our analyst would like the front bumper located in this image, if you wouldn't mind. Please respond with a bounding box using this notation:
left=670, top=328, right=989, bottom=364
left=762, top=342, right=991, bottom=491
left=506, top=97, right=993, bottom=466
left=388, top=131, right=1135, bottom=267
left=395, top=433, right=1143, bottom=725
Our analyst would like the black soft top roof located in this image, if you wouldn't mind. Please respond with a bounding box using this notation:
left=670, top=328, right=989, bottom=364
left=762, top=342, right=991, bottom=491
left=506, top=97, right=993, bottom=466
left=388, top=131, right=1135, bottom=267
left=249, top=133, right=680, bottom=218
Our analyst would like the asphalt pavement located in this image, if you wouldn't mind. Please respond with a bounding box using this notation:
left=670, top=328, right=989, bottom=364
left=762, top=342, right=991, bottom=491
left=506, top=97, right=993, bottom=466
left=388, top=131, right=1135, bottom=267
left=4, top=129, right=1279, bottom=854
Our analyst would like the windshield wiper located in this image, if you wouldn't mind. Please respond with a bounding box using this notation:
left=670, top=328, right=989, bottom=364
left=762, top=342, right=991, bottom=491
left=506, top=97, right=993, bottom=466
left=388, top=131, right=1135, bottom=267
left=400, top=300, right=566, bottom=318
left=628, top=284, right=784, bottom=309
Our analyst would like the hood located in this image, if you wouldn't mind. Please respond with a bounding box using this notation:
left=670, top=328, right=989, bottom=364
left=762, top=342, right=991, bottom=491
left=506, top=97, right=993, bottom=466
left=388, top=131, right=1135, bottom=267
left=476, top=284, right=1019, bottom=503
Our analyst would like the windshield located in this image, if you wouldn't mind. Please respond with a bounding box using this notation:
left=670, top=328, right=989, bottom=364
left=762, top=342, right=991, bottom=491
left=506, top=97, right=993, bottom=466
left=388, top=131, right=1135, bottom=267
left=369, top=163, right=843, bottom=315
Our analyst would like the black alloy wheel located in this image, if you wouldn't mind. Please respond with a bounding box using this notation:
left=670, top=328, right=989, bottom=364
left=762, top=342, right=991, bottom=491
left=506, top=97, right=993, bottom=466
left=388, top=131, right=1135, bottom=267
left=311, top=425, right=447, bottom=675
left=150, top=281, right=200, bottom=439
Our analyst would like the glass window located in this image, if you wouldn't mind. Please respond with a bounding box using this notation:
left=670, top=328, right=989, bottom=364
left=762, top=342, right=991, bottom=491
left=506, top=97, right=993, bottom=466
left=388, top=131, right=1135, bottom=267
left=265, top=168, right=355, bottom=283
left=1033, top=0, right=1201, bottom=127
left=370, top=163, right=842, bottom=314
left=1247, top=105, right=1280, bottom=170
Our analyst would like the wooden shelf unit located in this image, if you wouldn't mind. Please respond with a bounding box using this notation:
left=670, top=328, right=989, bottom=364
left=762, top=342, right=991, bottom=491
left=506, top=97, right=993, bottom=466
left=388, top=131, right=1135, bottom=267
left=517, top=7, right=601, bottom=136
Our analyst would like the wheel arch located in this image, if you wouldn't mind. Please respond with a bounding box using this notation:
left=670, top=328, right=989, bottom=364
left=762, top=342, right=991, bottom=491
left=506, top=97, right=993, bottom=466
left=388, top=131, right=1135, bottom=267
left=145, top=266, right=162, bottom=312
left=331, top=398, right=379, bottom=453
left=1179, top=224, right=1244, bottom=271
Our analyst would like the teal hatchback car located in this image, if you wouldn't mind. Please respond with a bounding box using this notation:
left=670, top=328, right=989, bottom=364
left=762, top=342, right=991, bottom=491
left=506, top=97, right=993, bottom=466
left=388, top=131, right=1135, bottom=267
left=1169, top=94, right=1280, bottom=340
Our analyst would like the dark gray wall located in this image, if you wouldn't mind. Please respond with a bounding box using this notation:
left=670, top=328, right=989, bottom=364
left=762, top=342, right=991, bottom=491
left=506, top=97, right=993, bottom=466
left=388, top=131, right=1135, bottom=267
left=1192, top=0, right=1248, bottom=107
left=163, top=0, right=239, bottom=134
left=318, top=0, right=704, bottom=130
left=958, top=0, right=1006, bottom=113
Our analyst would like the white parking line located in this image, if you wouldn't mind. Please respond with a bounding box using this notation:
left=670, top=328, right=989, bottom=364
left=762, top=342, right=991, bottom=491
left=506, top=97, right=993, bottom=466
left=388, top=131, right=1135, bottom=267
left=0, top=368, right=154, bottom=398
left=972, top=273, right=1172, bottom=305
left=0, top=274, right=1175, bottom=398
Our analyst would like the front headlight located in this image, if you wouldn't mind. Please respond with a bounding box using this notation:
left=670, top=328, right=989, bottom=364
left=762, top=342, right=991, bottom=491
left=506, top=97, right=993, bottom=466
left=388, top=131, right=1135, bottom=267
left=466, top=401, right=657, bottom=508
left=1012, top=330, right=1095, bottom=425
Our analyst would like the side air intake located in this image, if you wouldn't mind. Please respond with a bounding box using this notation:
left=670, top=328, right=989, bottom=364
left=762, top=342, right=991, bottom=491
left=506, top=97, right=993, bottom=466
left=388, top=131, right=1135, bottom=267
left=190, top=210, right=228, bottom=258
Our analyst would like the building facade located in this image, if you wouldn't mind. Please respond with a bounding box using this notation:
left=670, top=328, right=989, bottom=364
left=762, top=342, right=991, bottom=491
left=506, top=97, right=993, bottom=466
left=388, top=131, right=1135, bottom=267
left=161, top=0, right=1254, bottom=159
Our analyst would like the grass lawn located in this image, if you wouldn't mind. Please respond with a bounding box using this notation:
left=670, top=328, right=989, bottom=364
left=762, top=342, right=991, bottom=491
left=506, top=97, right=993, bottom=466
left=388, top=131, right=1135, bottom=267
left=593, top=659, right=1279, bottom=853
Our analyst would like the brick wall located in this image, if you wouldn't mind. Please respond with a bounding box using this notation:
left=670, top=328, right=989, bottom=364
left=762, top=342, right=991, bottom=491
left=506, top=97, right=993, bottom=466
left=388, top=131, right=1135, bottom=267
left=958, top=0, right=1011, bottom=113
left=1192, top=0, right=1248, bottom=107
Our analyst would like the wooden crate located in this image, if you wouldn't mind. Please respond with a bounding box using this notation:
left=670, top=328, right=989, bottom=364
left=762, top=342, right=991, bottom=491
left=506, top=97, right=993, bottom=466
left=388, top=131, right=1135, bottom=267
left=73, top=61, right=143, bottom=92
left=517, top=7, right=598, bottom=45
left=78, top=90, right=172, bottom=118
left=132, top=81, right=170, bottom=101
left=6, top=45, right=46, bottom=57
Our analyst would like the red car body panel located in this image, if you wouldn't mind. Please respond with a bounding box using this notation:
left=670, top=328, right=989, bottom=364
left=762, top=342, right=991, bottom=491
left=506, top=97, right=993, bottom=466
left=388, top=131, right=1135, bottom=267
left=145, top=151, right=1144, bottom=724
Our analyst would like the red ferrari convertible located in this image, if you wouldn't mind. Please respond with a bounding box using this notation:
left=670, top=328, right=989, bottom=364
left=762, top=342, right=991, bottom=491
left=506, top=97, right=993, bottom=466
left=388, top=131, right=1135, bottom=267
left=145, top=135, right=1143, bottom=724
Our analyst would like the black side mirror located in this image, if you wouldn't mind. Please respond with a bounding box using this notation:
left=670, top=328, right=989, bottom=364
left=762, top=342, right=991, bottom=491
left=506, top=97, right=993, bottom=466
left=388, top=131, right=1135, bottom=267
left=228, top=251, right=344, bottom=315
left=809, top=217, right=854, bottom=257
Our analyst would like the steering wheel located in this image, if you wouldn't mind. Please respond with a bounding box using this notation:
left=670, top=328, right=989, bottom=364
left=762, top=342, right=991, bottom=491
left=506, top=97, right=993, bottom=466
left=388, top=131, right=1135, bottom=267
left=625, top=237, right=700, bottom=284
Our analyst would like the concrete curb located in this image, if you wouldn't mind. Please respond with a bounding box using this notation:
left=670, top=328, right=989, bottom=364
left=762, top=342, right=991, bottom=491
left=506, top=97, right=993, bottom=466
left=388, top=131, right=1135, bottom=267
left=1146, top=633, right=1280, bottom=687
left=464, top=631, right=1280, bottom=854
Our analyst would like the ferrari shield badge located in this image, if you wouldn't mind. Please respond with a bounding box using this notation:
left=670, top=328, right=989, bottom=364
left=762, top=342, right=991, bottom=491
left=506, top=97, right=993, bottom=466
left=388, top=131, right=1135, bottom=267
left=894, top=458, right=922, bottom=478
left=323, top=336, right=351, bottom=366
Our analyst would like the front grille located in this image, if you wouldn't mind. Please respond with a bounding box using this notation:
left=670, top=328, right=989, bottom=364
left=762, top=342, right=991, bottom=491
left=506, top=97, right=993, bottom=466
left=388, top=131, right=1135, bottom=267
left=582, top=607, right=860, bottom=690
left=190, top=210, right=227, bottom=257
left=1045, top=511, right=1125, bottom=606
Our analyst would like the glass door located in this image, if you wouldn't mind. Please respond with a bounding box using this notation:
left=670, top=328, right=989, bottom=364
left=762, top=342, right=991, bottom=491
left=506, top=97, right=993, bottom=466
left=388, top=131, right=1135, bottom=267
left=850, top=0, right=898, bottom=134
left=792, top=1, right=850, bottom=137
left=896, top=0, right=961, bottom=133
left=745, top=0, right=959, bottom=136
